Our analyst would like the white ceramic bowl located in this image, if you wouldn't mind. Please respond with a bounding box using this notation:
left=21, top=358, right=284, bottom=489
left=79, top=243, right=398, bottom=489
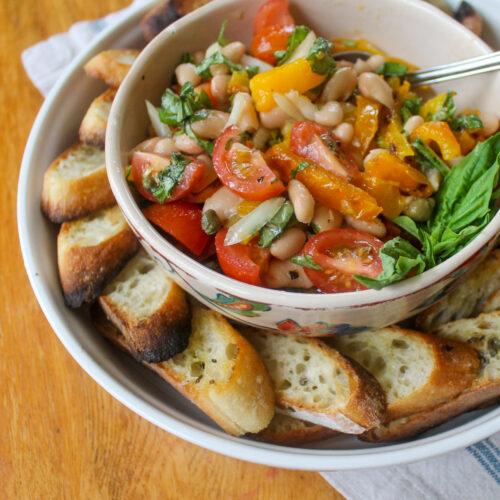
left=106, top=0, right=500, bottom=335
left=18, top=0, right=500, bottom=470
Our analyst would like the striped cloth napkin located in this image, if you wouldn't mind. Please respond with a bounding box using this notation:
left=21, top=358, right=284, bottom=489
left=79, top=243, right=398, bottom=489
left=21, top=1, right=500, bottom=499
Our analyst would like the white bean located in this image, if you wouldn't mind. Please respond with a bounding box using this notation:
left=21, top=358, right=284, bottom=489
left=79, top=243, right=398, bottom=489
left=367, top=54, right=386, bottom=72
left=202, top=186, right=242, bottom=223
left=191, top=110, right=229, bottom=139
left=311, top=205, right=343, bottom=232
left=288, top=180, right=315, bottom=224
left=314, top=101, right=344, bottom=128
left=333, top=122, right=354, bottom=144
left=426, top=168, right=442, bottom=192
left=344, top=215, right=387, bottom=238
left=403, top=115, right=425, bottom=135
left=264, top=260, right=313, bottom=289
left=480, top=111, right=499, bottom=136
left=153, top=137, right=179, bottom=155
left=259, top=106, right=290, bottom=129
left=358, top=72, right=394, bottom=108
left=175, top=63, right=201, bottom=87
left=354, top=58, right=372, bottom=75
left=211, top=74, right=231, bottom=104
left=132, top=137, right=160, bottom=154
left=336, top=60, right=355, bottom=69
left=221, top=41, right=246, bottom=63
left=210, top=63, right=230, bottom=76
left=270, top=228, right=307, bottom=261
left=319, top=67, right=357, bottom=103
left=193, top=50, right=205, bottom=64
left=174, top=134, right=204, bottom=155
left=448, top=155, right=464, bottom=168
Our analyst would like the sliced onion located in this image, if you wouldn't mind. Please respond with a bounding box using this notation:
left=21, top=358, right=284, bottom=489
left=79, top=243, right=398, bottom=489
left=224, top=197, right=285, bottom=246
left=285, top=90, right=317, bottom=121
left=146, top=100, right=171, bottom=138
left=288, top=31, right=317, bottom=64
left=273, top=93, right=305, bottom=120
left=241, top=54, right=273, bottom=73
left=227, top=92, right=259, bottom=132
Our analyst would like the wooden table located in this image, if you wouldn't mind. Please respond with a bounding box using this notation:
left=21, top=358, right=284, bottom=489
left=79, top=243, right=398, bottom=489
left=0, top=1, right=344, bottom=497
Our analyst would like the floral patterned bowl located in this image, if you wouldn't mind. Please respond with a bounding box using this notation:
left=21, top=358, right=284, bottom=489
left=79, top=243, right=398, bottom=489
left=106, top=0, right=500, bottom=335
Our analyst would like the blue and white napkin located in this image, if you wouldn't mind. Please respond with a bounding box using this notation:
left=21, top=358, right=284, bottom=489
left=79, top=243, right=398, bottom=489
left=21, top=1, right=500, bottom=499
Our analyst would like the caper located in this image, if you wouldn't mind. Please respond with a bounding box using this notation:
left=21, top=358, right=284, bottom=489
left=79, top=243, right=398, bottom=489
left=201, top=209, right=222, bottom=235
left=404, top=198, right=436, bottom=222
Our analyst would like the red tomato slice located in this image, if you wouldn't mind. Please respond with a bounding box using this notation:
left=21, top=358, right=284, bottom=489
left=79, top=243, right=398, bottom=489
left=215, top=228, right=270, bottom=286
left=253, top=0, right=294, bottom=35
left=132, top=152, right=205, bottom=203
left=250, top=25, right=294, bottom=64
left=301, top=229, right=384, bottom=293
left=143, top=201, right=210, bottom=256
left=212, top=126, right=285, bottom=201
left=290, top=121, right=360, bottom=181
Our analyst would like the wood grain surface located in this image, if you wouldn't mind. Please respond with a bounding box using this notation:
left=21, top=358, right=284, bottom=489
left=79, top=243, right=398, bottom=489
left=0, top=1, right=345, bottom=498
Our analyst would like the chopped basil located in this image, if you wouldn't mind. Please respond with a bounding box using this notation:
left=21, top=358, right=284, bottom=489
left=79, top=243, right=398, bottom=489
left=291, top=161, right=313, bottom=178
left=246, top=65, right=260, bottom=78
left=307, top=37, right=336, bottom=75
left=217, top=19, right=229, bottom=47
left=412, top=137, right=450, bottom=177
left=147, top=152, right=191, bottom=203
left=195, top=51, right=241, bottom=78
left=449, top=114, right=483, bottom=131
left=184, top=121, right=214, bottom=155
left=180, top=52, right=195, bottom=64
left=401, top=97, right=422, bottom=123
left=275, top=25, right=310, bottom=65
left=427, top=91, right=457, bottom=121
left=201, top=209, right=222, bottom=235
left=376, top=61, right=408, bottom=77
left=290, top=254, right=324, bottom=271
left=258, top=201, right=295, bottom=247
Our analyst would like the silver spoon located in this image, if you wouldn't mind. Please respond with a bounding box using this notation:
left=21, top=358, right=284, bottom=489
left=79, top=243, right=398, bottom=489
left=334, top=50, right=500, bottom=86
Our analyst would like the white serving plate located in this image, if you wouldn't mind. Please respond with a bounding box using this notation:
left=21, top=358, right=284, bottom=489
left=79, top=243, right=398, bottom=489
left=17, top=0, right=500, bottom=470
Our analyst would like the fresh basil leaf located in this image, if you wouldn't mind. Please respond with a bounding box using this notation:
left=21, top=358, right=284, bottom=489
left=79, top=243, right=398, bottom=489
left=275, top=25, right=310, bottom=65
left=307, top=37, right=336, bottom=75
left=290, top=254, right=324, bottom=271
left=401, top=97, right=422, bottom=123
left=427, top=91, right=457, bottom=121
left=449, top=114, right=483, bottom=131
left=376, top=61, right=408, bottom=77
left=180, top=52, right=195, bottom=64
left=195, top=51, right=242, bottom=79
left=392, top=215, right=423, bottom=243
left=245, top=65, right=260, bottom=78
left=354, top=237, right=426, bottom=290
left=291, top=161, right=313, bottom=178
left=412, top=137, right=450, bottom=177
left=217, top=19, right=229, bottom=47
left=184, top=121, right=214, bottom=155
left=259, top=201, right=295, bottom=247
left=149, top=152, right=191, bottom=203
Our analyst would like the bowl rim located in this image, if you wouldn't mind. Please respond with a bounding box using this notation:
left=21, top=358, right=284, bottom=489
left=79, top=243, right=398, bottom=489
left=18, top=0, right=500, bottom=471
left=106, top=0, right=500, bottom=310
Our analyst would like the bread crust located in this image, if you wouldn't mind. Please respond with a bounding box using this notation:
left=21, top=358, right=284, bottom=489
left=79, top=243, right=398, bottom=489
left=141, top=1, right=180, bottom=42
left=41, top=142, right=115, bottom=223
left=84, top=49, right=140, bottom=88
left=79, top=88, right=117, bottom=148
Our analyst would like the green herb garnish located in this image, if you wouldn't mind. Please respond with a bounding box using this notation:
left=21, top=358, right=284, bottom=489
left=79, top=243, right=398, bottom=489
left=401, top=97, right=422, bottom=123
left=412, top=137, right=450, bottom=177
left=449, top=114, right=483, bottom=131
left=427, top=91, right=457, bottom=121
left=259, top=201, right=295, bottom=247
left=376, top=62, right=408, bottom=77
left=307, top=37, right=336, bottom=75
left=180, top=52, right=195, bottom=64
left=217, top=19, right=229, bottom=47
left=291, top=254, right=324, bottom=271
left=147, top=152, right=191, bottom=203
left=291, top=161, right=313, bottom=178
left=275, top=25, right=310, bottom=65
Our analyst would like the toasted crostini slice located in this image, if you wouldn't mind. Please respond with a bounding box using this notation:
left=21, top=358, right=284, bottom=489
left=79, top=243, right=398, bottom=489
left=57, top=205, right=139, bottom=307
left=84, top=49, right=140, bottom=88
left=99, top=249, right=190, bottom=362
left=244, top=330, right=386, bottom=434
left=41, top=142, right=115, bottom=222
left=141, top=1, right=180, bottom=42
left=79, top=88, right=116, bottom=148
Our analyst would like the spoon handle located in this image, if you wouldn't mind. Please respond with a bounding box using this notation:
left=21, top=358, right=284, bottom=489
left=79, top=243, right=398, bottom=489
left=407, top=51, right=500, bottom=86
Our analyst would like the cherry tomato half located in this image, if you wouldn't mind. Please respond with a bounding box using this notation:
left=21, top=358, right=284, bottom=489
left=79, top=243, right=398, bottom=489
left=132, top=152, right=205, bottom=203
left=215, top=228, right=270, bottom=286
left=253, top=0, right=295, bottom=35
left=212, top=126, right=285, bottom=201
left=143, top=201, right=210, bottom=256
left=301, top=229, right=384, bottom=293
left=290, top=121, right=360, bottom=181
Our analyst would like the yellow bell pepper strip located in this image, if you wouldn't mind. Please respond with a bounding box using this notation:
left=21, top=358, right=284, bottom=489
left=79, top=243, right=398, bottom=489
left=378, top=118, right=415, bottom=158
left=352, top=95, right=381, bottom=156
left=419, top=92, right=451, bottom=119
left=410, top=121, right=461, bottom=161
left=357, top=173, right=407, bottom=219
left=456, top=130, right=478, bottom=155
left=227, top=70, right=250, bottom=95
left=249, top=57, right=327, bottom=112
left=296, top=163, right=382, bottom=221
left=363, top=149, right=433, bottom=198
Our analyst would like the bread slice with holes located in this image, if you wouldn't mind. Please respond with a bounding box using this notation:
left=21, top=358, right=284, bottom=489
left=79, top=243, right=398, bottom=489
left=84, top=49, right=140, bottom=88
left=244, top=330, right=386, bottom=433
left=94, top=303, right=275, bottom=436
left=329, top=327, right=480, bottom=422
left=361, top=312, right=500, bottom=442
left=79, top=88, right=116, bottom=148
left=58, top=205, right=139, bottom=307
left=253, top=414, right=338, bottom=446
left=41, top=142, right=115, bottom=222
left=99, top=249, right=190, bottom=362
left=416, top=249, right=500, bottom=331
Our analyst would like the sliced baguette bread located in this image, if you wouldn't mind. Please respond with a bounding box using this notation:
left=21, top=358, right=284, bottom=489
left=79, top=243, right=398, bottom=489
left=253, top=414, right=338, bottom=446
left=84, top=49, right=140, bottom=88
left=361, top=312, right=500, bottom=442
left=329, top=327, right=480, bottom=422
left=58, top=205, right=139, bottom=307
left=79, top=88, right=116, bottom=148
left=416, top=249, right=500, bottom=331
left=99, top=249, right=190, bottom=362
left=481, top=289, right=500, bottom=314
left=141, top=1, right=180, bottom=42
left=244, top=330, right=386, bottom=433
left=41, top=142, right=115, bottom=222
left=94, top=303, right=275, bottom=436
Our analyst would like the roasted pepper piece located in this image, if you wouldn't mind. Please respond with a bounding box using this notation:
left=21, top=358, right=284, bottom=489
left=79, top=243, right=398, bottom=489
left=357, top=173, right=406, bottom=219
left=410, top=121, right=461, bottom=161
left=419, top=92, right=449, bottom=119
left=352, top=95, right=381, bottom=156
left=456, top=129, right=478, bottom=155
left=249, top=57, right=327, bottom=112
left=265, top=143, right=304, bottom=182
left=378, top=118, right=415, bottom=158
